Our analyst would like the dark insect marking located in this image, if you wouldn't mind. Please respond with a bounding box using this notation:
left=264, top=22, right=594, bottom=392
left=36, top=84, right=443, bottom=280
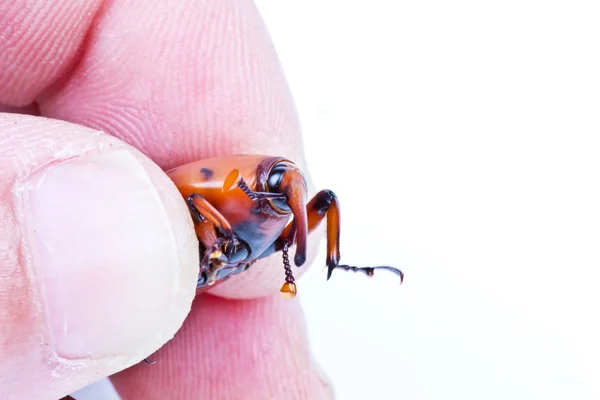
left=166, top=168, right=177, bottom=174
left=314, top=190, right=336, bottom=214
left=200, top=168, right=213, bottom=178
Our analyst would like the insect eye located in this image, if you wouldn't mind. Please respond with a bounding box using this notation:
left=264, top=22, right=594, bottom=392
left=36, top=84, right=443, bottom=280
left=267, top=164, right=288, bottom=192
left=267, top=164, right=291, bottom=212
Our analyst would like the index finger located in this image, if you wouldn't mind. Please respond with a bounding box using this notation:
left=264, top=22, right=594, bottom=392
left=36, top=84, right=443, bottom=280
left=39, top=0, right=307, bottom=170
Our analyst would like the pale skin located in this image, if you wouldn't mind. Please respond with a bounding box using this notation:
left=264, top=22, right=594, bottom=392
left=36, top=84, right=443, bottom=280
left=0, top=0, right=332, bottom=399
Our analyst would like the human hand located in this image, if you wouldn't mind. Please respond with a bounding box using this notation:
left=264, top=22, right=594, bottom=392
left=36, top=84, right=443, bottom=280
left=0, top=0, right=332, bottom=399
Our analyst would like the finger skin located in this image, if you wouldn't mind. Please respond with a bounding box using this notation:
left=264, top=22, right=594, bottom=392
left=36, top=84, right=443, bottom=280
left=0, top=0, right=103, bottom=106
left=111, top=294, right=334, bottom=400
left=39, top=0, right=306, bottom=170
left=0, top=113, right=198, bottom=399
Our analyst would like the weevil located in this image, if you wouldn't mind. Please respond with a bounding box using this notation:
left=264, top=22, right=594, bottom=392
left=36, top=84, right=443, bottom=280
left=167, top=155, right=404, bottom=298
left=58, top=155, right=403, bottom=400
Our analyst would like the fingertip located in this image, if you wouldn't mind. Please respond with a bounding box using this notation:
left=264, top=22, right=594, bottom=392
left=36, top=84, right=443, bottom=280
left=26, top=150, right=197, bottom=358
left=0, top=114, right=198, bottom=398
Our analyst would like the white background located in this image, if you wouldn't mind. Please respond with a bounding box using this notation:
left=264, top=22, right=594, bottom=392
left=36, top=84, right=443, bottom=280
left=76, top=1, right=600, bottom=399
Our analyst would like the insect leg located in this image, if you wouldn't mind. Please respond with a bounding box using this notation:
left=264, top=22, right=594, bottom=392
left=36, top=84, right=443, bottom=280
left=187, top=193, right=233, bottom=236
left=267, top=190, right=404, bottom=283
left=257, top=189, right=338, bottom=262
left=187, top=194, right=234, bottom=286
left=280, top=189, right=340, bottom=272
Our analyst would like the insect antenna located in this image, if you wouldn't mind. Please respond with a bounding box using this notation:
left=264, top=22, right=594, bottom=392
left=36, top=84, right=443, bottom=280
left=279, top=240, right=297, bottom=299
left=237, top=178, right=287, bottom=202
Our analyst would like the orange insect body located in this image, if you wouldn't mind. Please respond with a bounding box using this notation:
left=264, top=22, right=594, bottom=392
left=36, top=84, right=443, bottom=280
left=167, top=154, right=403, bottom=298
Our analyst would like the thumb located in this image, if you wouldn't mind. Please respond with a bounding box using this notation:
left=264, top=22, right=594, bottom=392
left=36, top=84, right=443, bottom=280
left=0, top=113, right=198, bottom=399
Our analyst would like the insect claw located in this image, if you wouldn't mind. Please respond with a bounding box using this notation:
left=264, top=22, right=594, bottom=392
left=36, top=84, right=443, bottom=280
left=144, top=358, right=156, bottom=365
left=326, top=264, right=335, bottom=280
left=328, top=264, right=404, bottom=284
left=372, top=266, right=405, bottom=284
